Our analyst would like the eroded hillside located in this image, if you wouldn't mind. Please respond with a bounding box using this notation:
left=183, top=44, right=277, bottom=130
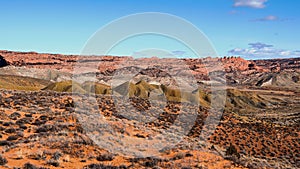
left=0, top=50, right=299, bottom=168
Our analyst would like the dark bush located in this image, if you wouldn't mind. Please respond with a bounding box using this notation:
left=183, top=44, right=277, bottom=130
left=16, top=117, right=33, bottom=125
left=292, top=76, right=299, bottom=83
left=29, top=151, right=46, bottom=160
left=19, top=124, right=28, bottom=130
left=32, top=119, right=46, bottom=126
left=225, top=143, right=240, bottom=159
left=3, top=122, right=13, bottom=126
left=39, top=115, right=48, bottom=121
left=4, top=127, right=16, bottom=133
left=0, top=155, right=7, bottom=165
left=144, top=160, right=158, bottom=168
left=65, top=100, right=74, bottom=108
left=0, top=140, right=11, bottom=146
left=9, top=112, right=21, bottom=120
left=185, top=152, right=193, bottom=157
left=171, top=152, right=185, bottom=160
left=23, top=162, right=38, bottom=169
left=7, top=135, right=19, bottom=141
left=17, top=131, right=24, bottom=137
left=76, top=126, right=84, bottom=133
left=51, top=151, right=62, bottom=160
left=83, top=164, right=126, bottom=169
left=96, top=153, right=114, bottom=161
left=25, top=113, right=33, bottom=117
left=0, top=55, right=8, bottom=67
left=35, top=125, right=55, bottom=133
left=46, top=159, right=59, bottom=167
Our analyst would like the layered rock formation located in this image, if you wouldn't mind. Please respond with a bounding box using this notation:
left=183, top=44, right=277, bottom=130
left=0, top=50, right=257, bottom=75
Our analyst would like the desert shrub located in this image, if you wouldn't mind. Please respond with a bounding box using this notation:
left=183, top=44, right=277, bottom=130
left=35, top=125, right=48, bottom=133
left=25, top=113, right=33, bottom=117
left=64, top=100, right=74, bottom=108
left=0, top=140, right=11, bottom=146
left=29, top=151, right=46, bottom=160
left=144, top=158, right=158, bottom=167
left=3, top=122, right=12, bottom=126
left=17, top=131, right=24, bottom=137
left=4, top=127, right=16, bottom=133
left=185, top=152, right=193, bottom=157
left=9, top=112, right=21, bottom=120
left=16, top=117, right=32, bottom=125
left=118, top=165, right=127, bottom=169
left=19, top=124, right=27, bottom=130
left=225, top=143, right=240, bottom=159
left=83, top=164, right=126, bottom=169
left=171, top=152, right=186, bottom=160
left=76, top=126, right=84, bottom=133
left=51, top=151, right=62, bottom=160
left=96, top=153, right=114, bottom=161
left=32, top=119, right=46, bottom=126
left=7, top=135, right=19, bottom=141
left=23, top=162, right=38, bottom=169
left=46, top=159, right=59, bottom=167
left=39, top=115, right=48, bottom=121
left=128, top=158, right=139, bottom=163
left=292, top=76, right=299, bottom=83
left=0, top=155, right=7, bottom=165
left=181, top=167, right=192, bottom=169
left=35, top=124, right=59, bottom=133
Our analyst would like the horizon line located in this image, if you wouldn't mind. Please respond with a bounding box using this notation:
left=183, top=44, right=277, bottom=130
left=1, top=49, right=299, bottom=61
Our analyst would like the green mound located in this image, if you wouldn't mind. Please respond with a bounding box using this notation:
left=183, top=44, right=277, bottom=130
left=82, top=81, right=112, bottom=95
left=0, top=75, right=51, bottom=91
left=113, top=80, right=198, bottom=103
left=161, top=84, right=199, bottom=103
left=42, top=80, right=271, bottom=112
left=226, top=89, right=267, bottom=111
left=113, top=80, right=159, bottom=98
left=42, top=80, right=86, bottom=94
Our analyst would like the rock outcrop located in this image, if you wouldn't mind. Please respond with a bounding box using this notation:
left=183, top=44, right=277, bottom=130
left=0, top=55, right=8, bottom=67
left=1, top=50, right=299, bottom=88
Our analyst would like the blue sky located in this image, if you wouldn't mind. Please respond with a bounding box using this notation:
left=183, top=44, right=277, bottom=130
left=0, top=0, right=299, bottom=59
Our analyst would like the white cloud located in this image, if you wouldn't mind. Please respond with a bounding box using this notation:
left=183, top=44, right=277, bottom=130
left=172, top=50, right=186, bottom=56
left=132, top=49, right=173, bottom=58
left=228, top=42, right=300, bottom=59
left=233, top=0, right=268, bottom=9
left=254, top=15, right=278, bottom=21
left=252, top=15, right=290, bottom=22
left=248, top=42, right=273, bottom=49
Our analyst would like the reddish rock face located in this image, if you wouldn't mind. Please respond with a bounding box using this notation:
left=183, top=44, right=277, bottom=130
left=0, top=50, right=128, bottom=73
left=254, top=58, right=300, bottom=72
left=0, top=50, right=258, bottom=73
left=0, top=50, right=299, bottom=80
